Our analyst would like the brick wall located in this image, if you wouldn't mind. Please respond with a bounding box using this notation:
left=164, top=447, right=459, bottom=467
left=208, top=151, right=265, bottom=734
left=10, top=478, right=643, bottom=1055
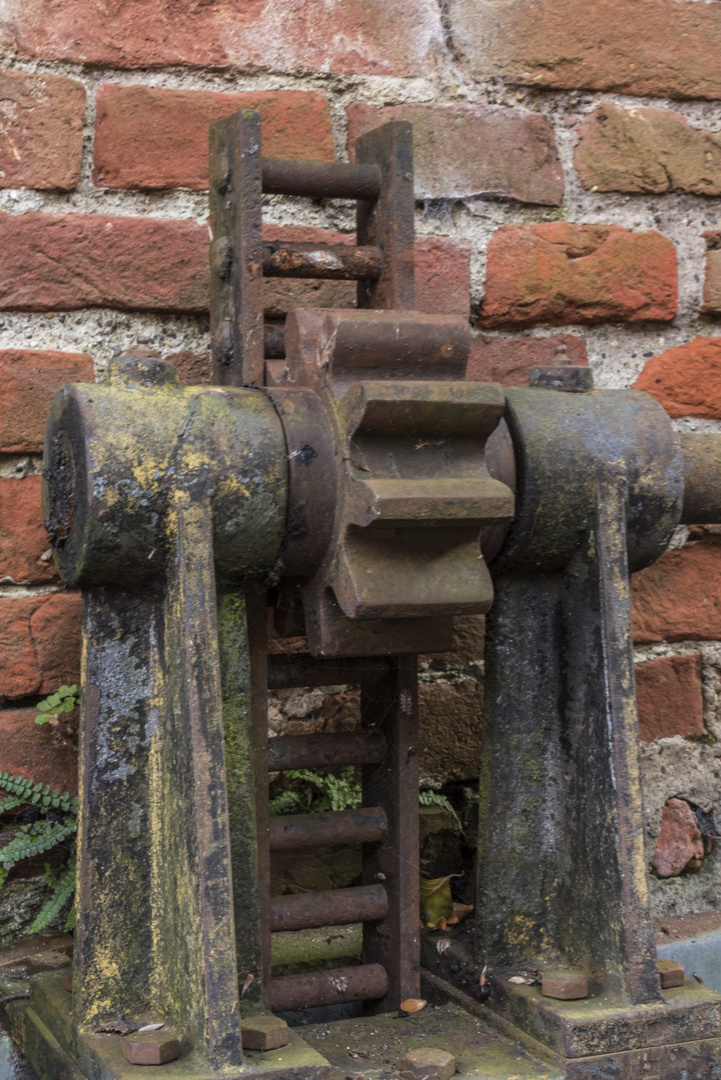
left=1, top=0, right=721, bottom=920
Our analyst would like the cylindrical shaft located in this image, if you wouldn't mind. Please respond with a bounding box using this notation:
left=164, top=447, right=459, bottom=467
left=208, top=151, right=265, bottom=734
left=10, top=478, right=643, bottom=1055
left=267, top=653, right=390, bottom=689
left=261, top=159, right=382, bottom=200
left=262, top=243, right=382, bottom=281
left=270, top=964, right=388, bottom=1012
left=268, top=733, right=386, bottom=772
left=270, top=884, right=388, bottom=932
left=679, top=432, right=721, bottom=524
left=268, top=806, right=387, bottom=850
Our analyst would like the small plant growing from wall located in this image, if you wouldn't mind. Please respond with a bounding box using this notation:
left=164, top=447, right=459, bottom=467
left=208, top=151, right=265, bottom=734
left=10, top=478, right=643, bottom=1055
left=0, top=686, right=80, bottom=934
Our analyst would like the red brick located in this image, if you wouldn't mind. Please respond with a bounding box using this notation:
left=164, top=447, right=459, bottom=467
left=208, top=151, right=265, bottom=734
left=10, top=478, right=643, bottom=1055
left=448, top=0, right=721, bottom=100
left=415, top=236, right=470, bottom=317
left=0, top=709, right=77, bottom=795
left=346, top=102, right=562, bottom=205
left=652, top=799, right=705, bottom=878
left=635, top=655, right=704, bottom=743
left=480, top=224, right=677, bottom=328
left=633, top=337, right=721, bottom=420
left=0, top=349, right=94, bottom=453
left=631, top=545, right=721, bottom=644
left=0, top=213, right=469, bottom=319
left=167, top=350, right=212, bottom=385
left=468, top=334, right=587, bottom=386
left=0, top=69, right=84, bottom=192
left=0, top=478, right=56, bottom=585
left=94, top=85, right=334, bottom=192
left=702, top=234, right=721, bottom=316
left=575, top=103, right=721, bottom=197
left=0, top=0, right=443, bottom=77
left=0, top=213, right=208, bottom=312
left=0, top=593, right=81, bottom=698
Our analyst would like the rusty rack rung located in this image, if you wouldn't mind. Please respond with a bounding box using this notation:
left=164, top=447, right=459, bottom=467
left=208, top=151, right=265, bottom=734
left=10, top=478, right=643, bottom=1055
left=270, top=964, right=388, bottom=1012
left=268, top=732, right=386, bottom=772
left=269, top=806, right=387, bottom=850
left=262, top=242, right=382, bottom=281
left=270, top=883, right=388, bottom=933
left=262, top=158, right=382, bottom=200
left=268, top=653, right=390, bottom=690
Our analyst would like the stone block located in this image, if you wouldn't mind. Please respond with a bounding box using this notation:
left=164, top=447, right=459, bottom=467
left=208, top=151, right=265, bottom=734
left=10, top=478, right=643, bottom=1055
left=0, top=593, right=81, bottom=697
left=0, top=477, right=57, bottom=584
left=652, top=798, right=705, bottom=878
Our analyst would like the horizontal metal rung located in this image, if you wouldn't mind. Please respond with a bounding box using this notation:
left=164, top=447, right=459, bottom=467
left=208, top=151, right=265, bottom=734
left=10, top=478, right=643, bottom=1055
left=270, top=884, right=388, bottom=932
left=262, top=242, right=382, bottom=281
left=262, top=158, right=382, bottom=200
left=269, top=806, right=387, bottom=850
left=268, top=652, right=390, bottom=689
left=270, top=964, right=388, bottom=1012
left=268, top=732, right=386, bottom=772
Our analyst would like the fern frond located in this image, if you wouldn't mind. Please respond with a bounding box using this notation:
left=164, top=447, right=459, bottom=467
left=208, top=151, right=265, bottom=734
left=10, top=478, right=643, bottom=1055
left=29, top=861, right=76, bottom=935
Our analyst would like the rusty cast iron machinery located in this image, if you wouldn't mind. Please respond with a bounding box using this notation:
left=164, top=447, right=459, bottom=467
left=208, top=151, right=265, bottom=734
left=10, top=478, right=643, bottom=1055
left=5, top=111, right=721, bottom=1078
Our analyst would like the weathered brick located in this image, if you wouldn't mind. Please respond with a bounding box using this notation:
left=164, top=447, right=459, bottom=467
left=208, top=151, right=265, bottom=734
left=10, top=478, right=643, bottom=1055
left=0, top=709, right=77, bottom=794
left=447, top=0, right=721, bottom=100
left=0, top=349, right=94, bottom=453
left=346, top=102, right=562, bottom=205
left=415, top=236, right=470, bottom=317
left=702, top=234, right=721, bottom=316
left=94, top=86, right=334, bottom=191
left=167, top=350, right=212, bottom=385
left=631, top=545, right=721, bottom=644
left=635, top=655, right=704, bottom=743
left=633, top=337, right=721, bottom=420
left=0, top=69, right=84, bottom=191
left=575, top=103, right=721, bottom=197
left=0, top=0, right=443, bottom=78
left=0, top=477, right=56, bottom=585
left=468, top=334, right=587, bottom=386
left=0, top=213, right=208, bottom=312
left=0, top=593, right=81, bottom=697
left=480, top=224, right=677, bottom=328
left=0, top=214, right=470, bottom=319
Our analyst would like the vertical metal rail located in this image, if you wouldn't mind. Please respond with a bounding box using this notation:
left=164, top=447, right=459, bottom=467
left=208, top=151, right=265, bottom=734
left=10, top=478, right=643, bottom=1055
left=210, top=111, right=423, bottom=1013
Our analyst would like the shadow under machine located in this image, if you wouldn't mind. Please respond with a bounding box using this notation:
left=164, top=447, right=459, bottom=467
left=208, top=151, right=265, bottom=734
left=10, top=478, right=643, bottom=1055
left=5, top=112, right=721, bottom=1079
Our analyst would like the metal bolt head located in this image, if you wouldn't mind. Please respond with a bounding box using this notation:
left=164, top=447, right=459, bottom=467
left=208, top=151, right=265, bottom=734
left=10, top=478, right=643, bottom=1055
left=241, top=1015, right=289, bottom=1051
left=399, top=1048, right=455, bottom=1080
left=541, top=968, right=588, bottom=1000
left=121, top=1031, right=181, bottom=1066
left=658, top=958, right=685, bottom=989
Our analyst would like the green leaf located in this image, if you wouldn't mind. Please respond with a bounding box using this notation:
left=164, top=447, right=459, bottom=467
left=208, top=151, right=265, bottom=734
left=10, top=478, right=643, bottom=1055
left=36, top=701, right=54, bottom=712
